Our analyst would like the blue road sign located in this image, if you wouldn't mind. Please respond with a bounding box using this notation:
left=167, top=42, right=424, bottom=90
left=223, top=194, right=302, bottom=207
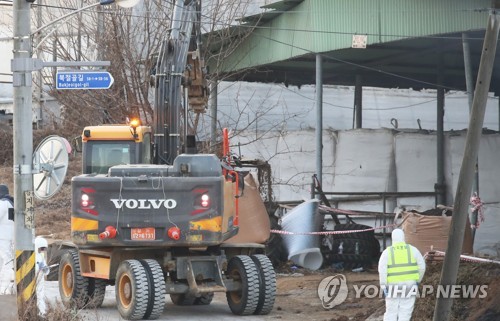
left=56, top=71, right=114, bottom=90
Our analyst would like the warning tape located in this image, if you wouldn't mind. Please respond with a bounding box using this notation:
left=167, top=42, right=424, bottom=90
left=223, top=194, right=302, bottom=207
left=270, top=223, right=398, bottom=236
left=425, top=250, right=500, bottom=265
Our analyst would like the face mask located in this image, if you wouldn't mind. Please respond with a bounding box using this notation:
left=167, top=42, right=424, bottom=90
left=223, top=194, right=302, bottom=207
left=38, top=248, right=46, bottom=261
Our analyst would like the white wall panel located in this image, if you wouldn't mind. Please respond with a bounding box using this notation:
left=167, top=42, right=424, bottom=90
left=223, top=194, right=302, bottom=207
left=395, top=133, right=438, bottom=210
left=332, top=129, right=394, bottom=192
left=474, top=207, right=500, bottom=257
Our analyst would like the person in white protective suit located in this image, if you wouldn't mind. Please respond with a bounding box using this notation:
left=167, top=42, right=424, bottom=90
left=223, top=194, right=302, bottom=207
left=35, top=236, right=50, bottom=316
left=0, top=184, right=15, bottom=295
left=378, top=228, right=426, bottom=321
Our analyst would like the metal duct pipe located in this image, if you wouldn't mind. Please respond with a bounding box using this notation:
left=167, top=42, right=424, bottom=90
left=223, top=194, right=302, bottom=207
left=280, top=199, right=323, bottom=270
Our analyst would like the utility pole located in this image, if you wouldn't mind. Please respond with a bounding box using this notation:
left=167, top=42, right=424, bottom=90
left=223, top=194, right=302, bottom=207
left=433, top=2, right=500, bottom=320
left=12, top=0, right=37, bottom=318
left=36, top=0, right=43, bottom=129
left=12, top=0, right=138, bottom=317
left=462, top=32, right=480, bottom=240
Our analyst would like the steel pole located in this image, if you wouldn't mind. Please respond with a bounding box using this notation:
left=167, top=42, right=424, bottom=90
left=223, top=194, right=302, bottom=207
left=210, top=79, right=218, bottom=153
left=436, top=44, right=446, bottom=206
left=354, top=75, right=362, bottom=128
left=315, top=54, right=323, bottom=190
left=433, top=5, right=500, bottom=321
left=436, top=86, right=446, bottom=205
left=12, top=0, right=37, bottom=318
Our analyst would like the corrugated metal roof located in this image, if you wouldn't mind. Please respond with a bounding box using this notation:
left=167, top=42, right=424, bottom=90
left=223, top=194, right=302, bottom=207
left=206, top=0, right=496, bottom=91
left=261, top=0, right=304, bottom=11
left=239, top=0, right=304, bottom=25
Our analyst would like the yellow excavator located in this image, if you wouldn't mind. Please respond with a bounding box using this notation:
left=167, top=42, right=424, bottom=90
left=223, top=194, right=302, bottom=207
left=57, top=1, right=276, bottom=320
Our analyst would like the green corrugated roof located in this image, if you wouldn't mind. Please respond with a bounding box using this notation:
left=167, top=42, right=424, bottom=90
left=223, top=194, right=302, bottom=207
left=240, top=0, right=304, bottom=25
left=206, top=0, right=497, bottom=92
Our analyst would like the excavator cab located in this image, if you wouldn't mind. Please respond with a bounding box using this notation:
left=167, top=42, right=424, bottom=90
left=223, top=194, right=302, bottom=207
left=81, top=121, right=152, bottom=174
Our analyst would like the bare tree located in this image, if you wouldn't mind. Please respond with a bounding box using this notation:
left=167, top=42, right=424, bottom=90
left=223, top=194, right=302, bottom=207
left=33, top=0, right=171, bottom=134
left=31, top=0, right=261, bottom=136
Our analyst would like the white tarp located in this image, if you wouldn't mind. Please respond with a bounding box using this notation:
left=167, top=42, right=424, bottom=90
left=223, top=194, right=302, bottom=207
left=213, top=82, right=500, bottom=132
left=450, top=134, right=500, bottom=255
left=332, top=129, right=395, bottom=212
left=235, top=128, right=500, bottom=256
left=332, top=129, right=394, bottom=192
left=235, top=130, right=336, bottom=201
left=395, top=132, right=438, bottom=210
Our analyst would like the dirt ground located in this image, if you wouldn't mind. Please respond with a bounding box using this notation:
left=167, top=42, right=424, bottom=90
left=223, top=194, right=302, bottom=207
left=271, top=260, right=500, bottom=321
left=2, top=157, right=500, bottom=321
left=412, top=260, right=500, bottom=321
left=270, top=267, right=384, bottom=321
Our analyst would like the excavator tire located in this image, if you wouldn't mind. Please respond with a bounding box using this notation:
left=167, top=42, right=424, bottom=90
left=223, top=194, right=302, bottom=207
left=226, top=255, right=260, bottom=315
left=251, top=254, right=276, bottom=315
left=59, top=250, right=90, bottom=309
left=85, top=278, right=107, bottom=309
left=141, top=259, right=166, bottom=320
left=116, top=260, right=150, bottom=320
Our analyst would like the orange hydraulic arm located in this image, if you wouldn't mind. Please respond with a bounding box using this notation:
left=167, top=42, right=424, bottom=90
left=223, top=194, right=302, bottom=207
left=222, top=128, right=239, bottom=226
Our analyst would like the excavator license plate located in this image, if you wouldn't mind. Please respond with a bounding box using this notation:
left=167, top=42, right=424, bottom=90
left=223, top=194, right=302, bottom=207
left=131, top=228, right=155, bottom=241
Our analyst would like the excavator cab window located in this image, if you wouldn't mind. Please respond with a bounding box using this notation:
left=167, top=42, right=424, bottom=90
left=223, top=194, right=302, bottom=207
left=84, top=141, right=135, bottom=174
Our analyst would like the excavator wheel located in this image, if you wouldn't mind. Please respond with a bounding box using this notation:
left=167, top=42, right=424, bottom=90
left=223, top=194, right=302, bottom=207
left=251, top=254, right=276, bottom=315
left=59, top=250, right=90, bottom=308
left=141, top=259, right=166, bottom=320
left=226, top=255, right=260, bottom=315
left=116, top=260, right=150, bottom=320
left=86, top=278, right=107, bottom=309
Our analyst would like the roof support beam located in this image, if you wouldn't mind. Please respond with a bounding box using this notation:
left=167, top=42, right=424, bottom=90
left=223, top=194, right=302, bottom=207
left=354, top=75, right=362, bottom=129
left=315, top=54, right=323, bottom=187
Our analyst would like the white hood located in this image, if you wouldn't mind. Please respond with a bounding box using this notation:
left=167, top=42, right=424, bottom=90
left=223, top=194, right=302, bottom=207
left=391, top=228, right=405, bottom=244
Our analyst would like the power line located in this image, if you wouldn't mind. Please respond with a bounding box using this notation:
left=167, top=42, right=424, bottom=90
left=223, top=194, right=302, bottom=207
left=12, top=2, right=497, bottom=96
left=276, top=82, right=499, bottom=111
left=23, top=2, right=491, bottom=42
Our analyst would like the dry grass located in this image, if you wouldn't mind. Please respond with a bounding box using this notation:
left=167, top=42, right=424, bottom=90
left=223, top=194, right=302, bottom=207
left=16, top=297, right=83, bottom=321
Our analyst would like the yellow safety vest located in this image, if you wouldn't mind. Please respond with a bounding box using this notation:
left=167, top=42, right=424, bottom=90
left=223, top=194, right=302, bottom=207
left=387, top=242, right=420, bottom=283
